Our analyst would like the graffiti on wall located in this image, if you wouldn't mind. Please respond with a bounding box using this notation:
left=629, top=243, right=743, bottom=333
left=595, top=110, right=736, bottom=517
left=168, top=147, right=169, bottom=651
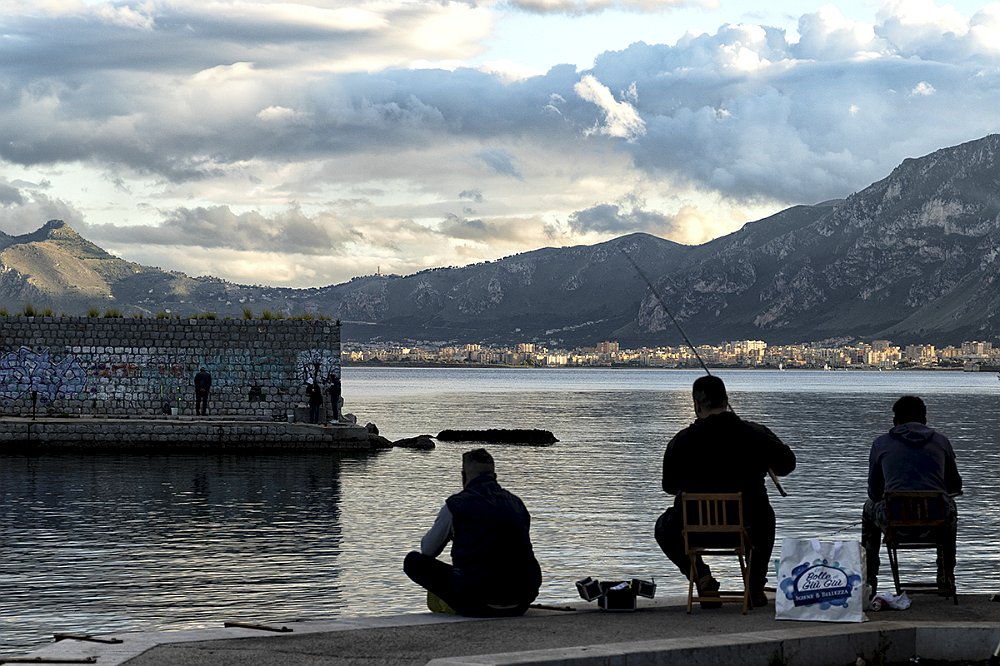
left=0, top=347, right=89, bottom=402
left=297, top=349, right=341, bottom=383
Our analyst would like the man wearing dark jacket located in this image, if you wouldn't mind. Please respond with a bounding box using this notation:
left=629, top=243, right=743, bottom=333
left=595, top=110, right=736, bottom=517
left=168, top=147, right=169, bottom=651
left=404, top=448, right=542, bottom=616
left=655, top=375, right=796, bottom=609
left=194, top=367, right=211, bottom=416
left=862, top=395, right=962, bottom=595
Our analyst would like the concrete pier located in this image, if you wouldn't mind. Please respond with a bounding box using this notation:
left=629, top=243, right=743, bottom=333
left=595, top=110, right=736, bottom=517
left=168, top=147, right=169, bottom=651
left=0, top=416, right=374, bottom=451
left=6, top=593, right=1000, bottom=666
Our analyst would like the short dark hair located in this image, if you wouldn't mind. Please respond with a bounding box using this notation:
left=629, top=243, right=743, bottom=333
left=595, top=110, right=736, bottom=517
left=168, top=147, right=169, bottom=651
left=462, top=448, right=495, bottom=479
left=892, top=395, right=927, bottom=425
left=692, top=375, right=728, bottom=410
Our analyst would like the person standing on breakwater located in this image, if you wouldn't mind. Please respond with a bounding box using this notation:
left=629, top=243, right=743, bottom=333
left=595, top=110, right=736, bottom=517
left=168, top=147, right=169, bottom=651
left=306, top=378, right=323, bottom=424
left=862, top=395, right=962, bottom=598
left=194, top=367, right=212, bottom=416
left=655, top=375, right=796, bottom=609
left=404, top=448, right=542, bottom=616
left=327, top=370, right=342, bottom=423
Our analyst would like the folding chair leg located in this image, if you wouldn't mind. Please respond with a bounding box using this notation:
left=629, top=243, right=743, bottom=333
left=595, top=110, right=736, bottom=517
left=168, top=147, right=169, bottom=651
left=687, top=560, right=696, bottom=614
left=737, top=552, right=750, bottom=614
left=886, top=546, right=903, bottom=596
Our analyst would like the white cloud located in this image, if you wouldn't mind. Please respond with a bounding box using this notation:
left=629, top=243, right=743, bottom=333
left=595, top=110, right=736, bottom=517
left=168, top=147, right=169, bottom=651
left=967, top=5, right=1000, bottom=54
left=256, top=105, right=309, bottom=122
left=503, top=0, right=710, bottom=14
left=574, top=75, right=646, bottom=139
left=3, top=0, right=1000, bottom=288
left=0, top=190, right=85, bottom=235
left=874, top=0, right=976, bottom=58
left=795, top=5, right=882, bottom=59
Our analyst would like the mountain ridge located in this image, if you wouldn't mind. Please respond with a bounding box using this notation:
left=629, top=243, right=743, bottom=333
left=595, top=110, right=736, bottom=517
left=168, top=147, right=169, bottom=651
left=2, top=135, right=1000, bottom=346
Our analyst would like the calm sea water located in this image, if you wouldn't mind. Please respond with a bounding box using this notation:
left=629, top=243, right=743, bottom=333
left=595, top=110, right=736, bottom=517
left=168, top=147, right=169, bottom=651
left=2, top=368, right=999, bottom=650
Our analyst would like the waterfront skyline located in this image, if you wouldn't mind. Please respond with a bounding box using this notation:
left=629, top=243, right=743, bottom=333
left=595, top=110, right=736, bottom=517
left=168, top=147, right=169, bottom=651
left=344, top=338, right=1000, bottom=370
left=3, top=1, right=1000, bottom=289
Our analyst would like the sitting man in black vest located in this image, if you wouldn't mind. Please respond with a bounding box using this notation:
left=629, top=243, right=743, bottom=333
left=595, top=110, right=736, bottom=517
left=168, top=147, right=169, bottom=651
left=403, top=448, right=542, bottom=616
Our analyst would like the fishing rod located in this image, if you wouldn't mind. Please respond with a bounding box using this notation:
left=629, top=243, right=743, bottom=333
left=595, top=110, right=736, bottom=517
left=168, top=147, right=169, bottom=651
left=831, top=520, right=863, bottom=535
left=621, top=251, right=788, bottom=497
left=623, top=253, right=712, bottom=375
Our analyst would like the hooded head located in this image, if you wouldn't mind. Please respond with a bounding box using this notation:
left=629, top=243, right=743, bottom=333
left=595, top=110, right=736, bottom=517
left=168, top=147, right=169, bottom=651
left=889, top=395, right=934, bottom=445
left=892, top=395, right=927, bottom=426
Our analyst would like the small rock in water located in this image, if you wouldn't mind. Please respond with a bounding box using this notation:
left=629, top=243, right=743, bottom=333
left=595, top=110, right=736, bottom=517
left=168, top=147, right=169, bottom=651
left=365, top=422, right=379, bottom=435
left=393, top=435, right=436, bottom=450
left=435, top=428, right=557, bottom=445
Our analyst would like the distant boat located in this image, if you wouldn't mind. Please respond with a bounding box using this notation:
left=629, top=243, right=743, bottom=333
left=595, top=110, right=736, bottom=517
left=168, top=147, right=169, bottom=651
left=823, top=363, right=832, bottom=371
left=778, top=363, right=784, bottom=371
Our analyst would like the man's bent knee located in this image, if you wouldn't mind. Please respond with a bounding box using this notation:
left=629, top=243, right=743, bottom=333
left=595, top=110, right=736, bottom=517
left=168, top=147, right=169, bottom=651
left=403, top=551, right=423, bottom=579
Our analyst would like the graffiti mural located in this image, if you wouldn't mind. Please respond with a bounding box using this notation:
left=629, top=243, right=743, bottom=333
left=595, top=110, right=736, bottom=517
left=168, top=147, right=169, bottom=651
left=297, top=349, right=341, bottom=383
left=0, top=347, right=89, bottom=402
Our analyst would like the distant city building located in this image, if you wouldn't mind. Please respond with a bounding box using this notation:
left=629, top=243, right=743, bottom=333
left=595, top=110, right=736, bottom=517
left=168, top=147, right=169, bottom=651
left=341, top=338, right=1000, bottom=371
left=905, top=344, right=936, bottom=365
left=596, top=341, right=619, bottom=354
left=962, top=341, right=992, bottom=357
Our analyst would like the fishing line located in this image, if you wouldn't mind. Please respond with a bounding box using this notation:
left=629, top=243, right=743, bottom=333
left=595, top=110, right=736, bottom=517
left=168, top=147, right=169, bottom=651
left=621, top=252, right=711, bottom=374
left=621, top=250, right=788, bottom=497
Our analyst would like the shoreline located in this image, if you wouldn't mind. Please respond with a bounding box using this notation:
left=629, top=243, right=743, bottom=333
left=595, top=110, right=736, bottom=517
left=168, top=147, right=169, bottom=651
left=344, top=361, right=972, bottom=371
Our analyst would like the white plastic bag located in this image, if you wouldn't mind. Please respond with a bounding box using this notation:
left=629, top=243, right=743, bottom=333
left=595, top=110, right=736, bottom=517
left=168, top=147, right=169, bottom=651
left=775, top=538, right=866, bottom=622
left=871, top=590, right=911, bottom=611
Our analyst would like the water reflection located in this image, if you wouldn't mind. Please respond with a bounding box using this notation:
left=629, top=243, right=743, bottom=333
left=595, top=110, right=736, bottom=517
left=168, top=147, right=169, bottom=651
left=2, top=369, right=999, bottom=651
left=348, top=370, right=1000, bottom=620
left=0, top=453, right=345, bottom=650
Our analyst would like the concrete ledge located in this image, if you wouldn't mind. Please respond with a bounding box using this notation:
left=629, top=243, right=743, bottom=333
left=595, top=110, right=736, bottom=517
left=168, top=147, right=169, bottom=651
left=10, top=606, right=1000, bottom=666
left=5, top=613, right=483, bottom=666
left=0, top=417, right=372, bottom=451
left=427, top=623, right=1000, bottom=666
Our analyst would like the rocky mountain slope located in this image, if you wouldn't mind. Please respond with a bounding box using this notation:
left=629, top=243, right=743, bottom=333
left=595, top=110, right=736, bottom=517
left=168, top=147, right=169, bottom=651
left=637, top=135, right=1000, bottom=345
left=2, top=134, right=1000, bottom=346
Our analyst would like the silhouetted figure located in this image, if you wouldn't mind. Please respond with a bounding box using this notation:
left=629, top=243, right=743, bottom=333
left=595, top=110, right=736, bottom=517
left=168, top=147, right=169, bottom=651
left=404, top=448, right=541, bottom=616
left=654, top=375, right=796, bottom=609
left=306, top=379, right=323, bottom=424
left=862, top=395, right=962, bottom=597
left=194, top=367, right=212, bottom=416
left=327, top=371, right=342, bottom=422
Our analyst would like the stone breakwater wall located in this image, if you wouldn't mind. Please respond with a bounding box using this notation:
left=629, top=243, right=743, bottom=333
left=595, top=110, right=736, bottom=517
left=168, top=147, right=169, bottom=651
left=0, top=419, right=371, bottom=451
left=0, top=317, right=340, bottom=419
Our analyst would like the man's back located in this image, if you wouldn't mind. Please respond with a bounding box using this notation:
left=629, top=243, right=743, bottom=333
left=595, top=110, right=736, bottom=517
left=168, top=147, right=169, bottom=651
left=861, top=396, right=962, bottom=597
left=868, top=422, right=962, bottom=499
left=446, top=474, right=541, bottom=602
left=654, top=376, right=795, bottom=606
left=662, top=411, right=795, bottom=508
left=195, top=371, right=211, bottom=391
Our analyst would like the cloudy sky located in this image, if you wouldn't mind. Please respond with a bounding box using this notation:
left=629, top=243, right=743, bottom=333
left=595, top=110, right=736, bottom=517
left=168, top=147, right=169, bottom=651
left=2, top=0, right=999, bottom=287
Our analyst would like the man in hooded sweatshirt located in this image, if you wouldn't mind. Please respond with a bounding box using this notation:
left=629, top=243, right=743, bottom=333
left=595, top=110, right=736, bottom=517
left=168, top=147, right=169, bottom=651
left=862, top=395, right=962, bottom=596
